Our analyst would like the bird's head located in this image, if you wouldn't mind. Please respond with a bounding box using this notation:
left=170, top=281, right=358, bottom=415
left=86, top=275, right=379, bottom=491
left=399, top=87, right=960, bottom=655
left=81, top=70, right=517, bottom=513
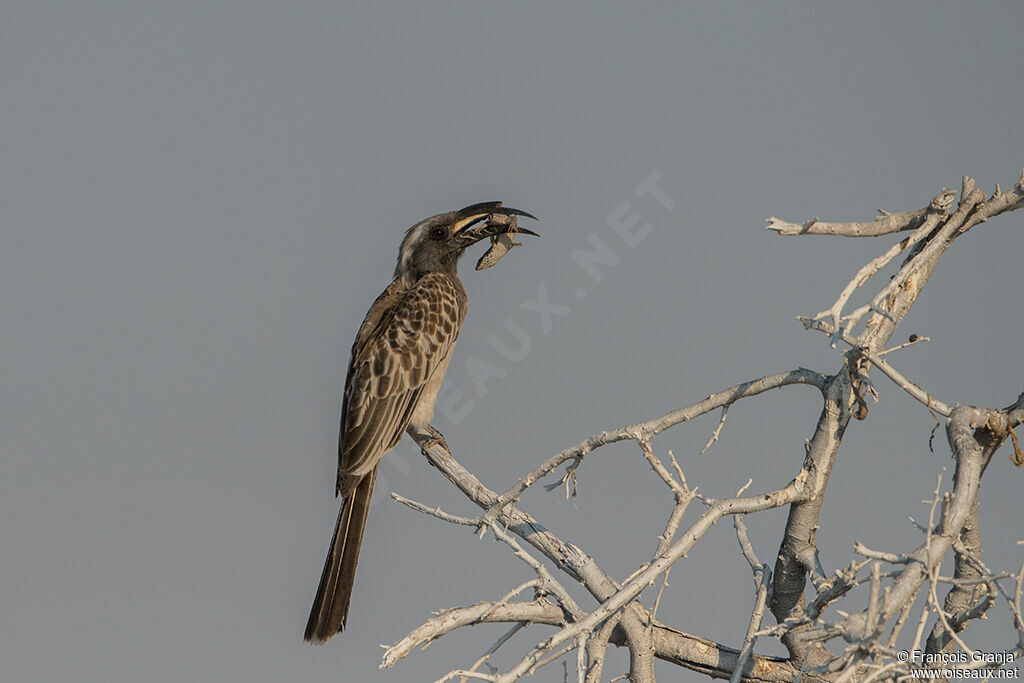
left=394, top=201, right=538, bottom=286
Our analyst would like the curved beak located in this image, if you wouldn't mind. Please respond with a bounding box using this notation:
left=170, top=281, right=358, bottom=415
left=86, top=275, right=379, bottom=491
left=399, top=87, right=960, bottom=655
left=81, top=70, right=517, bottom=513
left=451, top=203, right=539, bottom=247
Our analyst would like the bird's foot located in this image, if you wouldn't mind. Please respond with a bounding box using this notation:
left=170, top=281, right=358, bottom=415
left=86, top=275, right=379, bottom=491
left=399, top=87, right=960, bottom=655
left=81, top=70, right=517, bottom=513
left=419, top=425, right=450, bottom=454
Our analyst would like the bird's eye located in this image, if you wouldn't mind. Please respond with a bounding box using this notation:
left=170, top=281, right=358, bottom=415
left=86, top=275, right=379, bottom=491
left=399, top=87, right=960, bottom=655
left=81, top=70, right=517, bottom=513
left=430, top=227, right=446, bottom=240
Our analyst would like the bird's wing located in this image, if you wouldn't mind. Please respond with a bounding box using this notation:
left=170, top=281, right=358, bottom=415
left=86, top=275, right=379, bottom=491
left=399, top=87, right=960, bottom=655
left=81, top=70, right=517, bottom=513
left=339, top=273, right=464, bottom=483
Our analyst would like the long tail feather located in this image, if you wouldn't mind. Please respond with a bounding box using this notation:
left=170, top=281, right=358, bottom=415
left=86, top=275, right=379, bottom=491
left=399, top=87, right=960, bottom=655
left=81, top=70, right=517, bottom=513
left=304, top=466, right=378, bottom=643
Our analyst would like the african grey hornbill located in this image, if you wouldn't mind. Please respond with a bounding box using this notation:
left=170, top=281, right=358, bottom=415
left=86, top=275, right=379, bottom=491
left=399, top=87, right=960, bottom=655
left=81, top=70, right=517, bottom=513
left=304, top=202, right=538, bottom=643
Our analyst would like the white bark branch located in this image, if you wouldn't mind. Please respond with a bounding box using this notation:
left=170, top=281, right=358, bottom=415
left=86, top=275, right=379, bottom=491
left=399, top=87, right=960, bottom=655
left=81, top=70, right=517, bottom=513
left=383, top=170, right=1024, bottom=682
left=478, top=368, right=828, bottom=533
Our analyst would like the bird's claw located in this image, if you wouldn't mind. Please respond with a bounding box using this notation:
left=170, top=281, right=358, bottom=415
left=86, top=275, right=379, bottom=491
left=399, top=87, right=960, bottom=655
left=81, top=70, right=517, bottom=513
left=419, top=425, right=450, bottom=454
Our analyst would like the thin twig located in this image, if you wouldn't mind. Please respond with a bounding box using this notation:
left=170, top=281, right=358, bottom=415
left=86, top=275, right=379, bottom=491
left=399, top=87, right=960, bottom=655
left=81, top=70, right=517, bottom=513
left=701, top=405, right=730, bottom=454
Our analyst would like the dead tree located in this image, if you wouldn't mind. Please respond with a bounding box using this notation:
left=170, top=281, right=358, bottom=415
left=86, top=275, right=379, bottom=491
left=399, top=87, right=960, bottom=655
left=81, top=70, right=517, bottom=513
left=381, top=171, right=1024, bottom=682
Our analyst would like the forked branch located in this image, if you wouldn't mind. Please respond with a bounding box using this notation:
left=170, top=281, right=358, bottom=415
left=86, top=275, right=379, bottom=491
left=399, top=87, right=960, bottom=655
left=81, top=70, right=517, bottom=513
left=384, top=171, right=1023, bottom=682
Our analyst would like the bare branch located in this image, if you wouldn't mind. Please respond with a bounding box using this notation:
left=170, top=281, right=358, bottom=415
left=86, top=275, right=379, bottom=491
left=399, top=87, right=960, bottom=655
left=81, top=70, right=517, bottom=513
left=382, top=599, right=565, bottom=669
left=391, top=492, right=586, bottom=623
left=730, top=516, right=773, bottom=683
left=494, top=477, right=813, bottom=682
left=479, top=368, right=828, bottom=533
left=806, top=208, right=944, bottom=333
left=729, top=564, right=773, bottom=683
left=583, top=613, right=620, bottom=683
left=459, top=623, right=526, bottom=683
left=639, top=440, right=690, bottom=504
left=770, top=367, right=857, bottom=662
left=408, top=435, right=811, bottom=680
left=860, top=347, right=952, bottom=417
left=821, top=403, right=1014, bottom=644
left=876, top=335, right=930, bottom=357
left=764, top=199, right=939, bottom=237
left=852, top=542, right=913, bottom=565
left=701, top=405, right=730, bottom=454
left=734, top=516, right=762, bottom=575
left=925, top=501, right=996, bottom=656
left=390, top=171, right=1024, bottom=682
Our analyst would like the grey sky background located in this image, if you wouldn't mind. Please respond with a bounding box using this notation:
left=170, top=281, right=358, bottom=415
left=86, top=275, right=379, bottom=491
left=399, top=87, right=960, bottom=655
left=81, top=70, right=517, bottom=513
left=2, top=3, right=1022, bottom=681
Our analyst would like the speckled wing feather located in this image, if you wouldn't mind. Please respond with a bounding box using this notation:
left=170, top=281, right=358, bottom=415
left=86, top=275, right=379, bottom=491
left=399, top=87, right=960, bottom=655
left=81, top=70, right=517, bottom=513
left=338, top=271, right=466, bottom=485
